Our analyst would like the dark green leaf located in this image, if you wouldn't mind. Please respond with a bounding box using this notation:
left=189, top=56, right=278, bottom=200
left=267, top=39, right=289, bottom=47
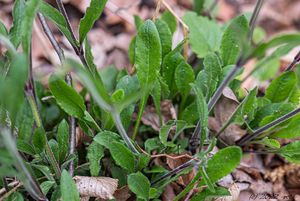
left=57, top=120, right=69, bottom=163
left=161, top=11, right=177, bottom=34
left=79, top=0, right=108, bottom=43
left=265, top=71, right=297, bottom=103
left=128, top=172, right=150, bottom=200
left=9, top=0, right=25, bottom=47
left=49, top=74, right=86, bottom=119
left=32, top=127, right=46, bottom=154
left=109, top=141, right=135, bottom=172
left=87, top=141, right=104, bottom=176
left=271, top=114, right=300, bottom=139
left=155, top=19, right=172, bottom=58
left=135, top=20, right=162, bottom=91
left=60, top=170, right=80, bottom=201
left=94, top=131, right=121, bottom=148
left=175, top=61, right=195, bottom=97
left=279, top=141, right=300, bottom=163
left=183, top=12, right=222, bottom=58
left=220, top=15, right=249, bottom=65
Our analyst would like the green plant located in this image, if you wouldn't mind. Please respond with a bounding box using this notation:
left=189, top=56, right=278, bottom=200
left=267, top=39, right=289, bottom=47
left=1, top=0, right=300, bottom=200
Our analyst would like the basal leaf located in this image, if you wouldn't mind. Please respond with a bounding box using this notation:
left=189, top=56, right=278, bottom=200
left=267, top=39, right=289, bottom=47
left=203, top=52, right=222, bottom=100
left=279, top=141, right=300, bottom=163
left=161, top=11, right=177, bottom=34
left=128, top=172, right=150, bottom=200
left=57, top=119, right=69, bottom=163
left=32, top=127, right=46, bottom=154
left=265, top=71, right=297, bottom=103
left=49, top=74, right=86, bottom=119
left=60, top=170, right=80, bottom=201
left=109, top=141, right=135, bottom=172
left=155, top=19, right=172, bottom=58
left=21, top=0, right=40, bottom=54
left=94, top=131, right=121, bottom=148
left=135, top=20, right=162, bottom=91
left=201, top=146, right=242, bottom=184
left=220, top=15, right=249, bottom=65
left=87, top=141, right=104, bottom=176
left=79, top=0, right=107, bottom=44
left=9, top=0, right=25, bottom=47
left=175, top=61, right=195, bottom=97
left=183, top=12, right=222, bottom=58
left=271, top=114, right=300, bottom=139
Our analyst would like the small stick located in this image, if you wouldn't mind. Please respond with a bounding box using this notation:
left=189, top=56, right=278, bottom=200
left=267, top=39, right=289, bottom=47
left=284, top=50, right=300, bottom=71
left=153, top=0, right=162, bottom=21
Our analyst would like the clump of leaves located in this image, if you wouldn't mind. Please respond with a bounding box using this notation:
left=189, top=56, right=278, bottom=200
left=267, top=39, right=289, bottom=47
left=1, top=0, right=300, bottom=200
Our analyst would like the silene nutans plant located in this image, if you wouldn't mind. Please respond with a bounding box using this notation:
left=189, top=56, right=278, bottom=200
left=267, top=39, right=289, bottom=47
left=0, top=0, right=300, bottom=200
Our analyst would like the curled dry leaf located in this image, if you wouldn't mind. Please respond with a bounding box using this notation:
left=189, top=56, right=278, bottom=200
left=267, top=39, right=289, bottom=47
left=74, top=176, right=118, bottom=199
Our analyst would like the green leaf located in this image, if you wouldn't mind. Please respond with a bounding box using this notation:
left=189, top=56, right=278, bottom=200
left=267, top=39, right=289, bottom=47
left=161, top=11, right=177, bottom=34
left=190, top=187, right=230, bottom=201
left=182, top=102, right=199, bottom=124
left=135, top=20, right=162, bottom=91
left=175, top=61, right=195, bottom=97
left=220, top=15, right=249, bottom=65
left=0, top=20, right=8, bottom=36
left=21, top=0, right=40, bottom=54
left=183, top=12, right=222, bottom=58
left=201, top=146, right=242, bottom=184
left=128, top=172, right=150, bottom=200
left=32, top=127, right=46, bottom=154
left=99, top=65, right=119, bottom=93
left=150, top=79, right=162, bottom=125
left=49, top=139, right=60, bottom=163
left=193, top=0, right=205, bottom=15
left=200, top=166, right=215, bottom=193
left=159, top=121, right=176, bottom=147
left=279, top=141, right=300, bottom=163
left=41, top=181, right=55, bottom=195
left=39, top=2, right=77, bottom=48
left=241, top=88, right=258, bottom=121
left=60, top=170, right=80, bottom=201
left=9, top=0, right=25, bottom=47
left=87, top=141, right=104, bottom=176
left=111, top=89, right=125, bottom=103
left=108, top=141, right=135, bottom=172
left=203, top=52, right=222, bottom=99
left=49, top=74, right=86, bottom=119
left=271, top=114, right=300, bottom=139
left=161, top=48, right=185, bottom=96
left=128, top=36, right=136, bottom=65
left=155, top=19, right=172, bottom=58
left=94, top=131, right=121, bottom=148
left=57, top=120, right=69, bottom=163
left=252, top=137, right=280, bottom=149
left=17, top=140, right=35, bottom=155
left=265, top=71, right=297, bottom=103
left=134, top=15, right=143, bottom=29
left=79, top=0, right=107, bottom=44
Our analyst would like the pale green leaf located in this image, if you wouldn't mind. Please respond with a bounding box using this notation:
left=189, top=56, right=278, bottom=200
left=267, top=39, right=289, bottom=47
left=128, top=172, right=150, bottom=200
left=161, top=11, right=177, bottom=34
left=155, top=19, right=172, bottom=58
left=60, top=170, right=80, bottom=201
left=87, top=141, right=104, bottom=176
left=57, top=119, right=69, bottom=163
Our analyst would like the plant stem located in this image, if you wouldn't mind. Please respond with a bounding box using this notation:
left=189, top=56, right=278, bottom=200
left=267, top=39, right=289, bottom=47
left=151, top=159, right=195, bottom=186
left=248, top=0, right=265, bottom=41
left=38, top=13, right=77, bottom=176
left=132, top=94, right=147, bottom=141
left=112, top=111, right=139, bottom=154
left=237, top=107, right=300, bottom=146
left=284, top=50, right=300, bottom=71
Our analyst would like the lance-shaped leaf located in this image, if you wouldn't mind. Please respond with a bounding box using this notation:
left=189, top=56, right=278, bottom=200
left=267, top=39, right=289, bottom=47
left=265, top=71, right=297, bottom=103
left=203, top=52, right=222, bottom=100
left=87, top=141, right=104, bottom=176
left=79, top=0, right=107, bottom=44
left=271, top=114, right=300, bottom=139
left=49, top=74, right=86, bottom=119
left=155, top=19, right=172, bottom=58
left=61, top=170, right=80, bottom=201
left=135, top=20, right=162, bottom=91
left=21, top=0, right=40, bottom=54
left=9, top=0, right=25, bottom=47
left=57, top=120, right=69, bottom=163
left=39, top=2, right=77, bottom=48
left=161, top=11, right=177, bottom=34
left=183, top=12, right=222, bottom=58
left=220, top=15, right=249, bottom=65
left=175, top=61, right=195, bottom=97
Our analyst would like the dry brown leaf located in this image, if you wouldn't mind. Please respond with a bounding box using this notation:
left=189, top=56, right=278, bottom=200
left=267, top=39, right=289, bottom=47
left=214, top=97, right=246, bottom=145
left=112, top=186, right=131, bottom=201
left=74, top=176, right=118, bottom=199
left=215, top=183, right=241, bottom=201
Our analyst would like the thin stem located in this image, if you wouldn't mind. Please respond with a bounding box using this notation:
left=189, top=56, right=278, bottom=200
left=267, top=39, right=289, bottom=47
left=112, top=111, right=139, bottom=154
left=237, top=107, right=300, bottom=146
left=38, top=13, right=77, bottom=176
left=151, top=159, right=195, bottom=186
left=55, top=0, right=79, bottom=52
left=284, top=50, right=300, bottom=71
left=132, top=94, right=147, bottom=141
left=248, top=0, right=265, bottom=41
